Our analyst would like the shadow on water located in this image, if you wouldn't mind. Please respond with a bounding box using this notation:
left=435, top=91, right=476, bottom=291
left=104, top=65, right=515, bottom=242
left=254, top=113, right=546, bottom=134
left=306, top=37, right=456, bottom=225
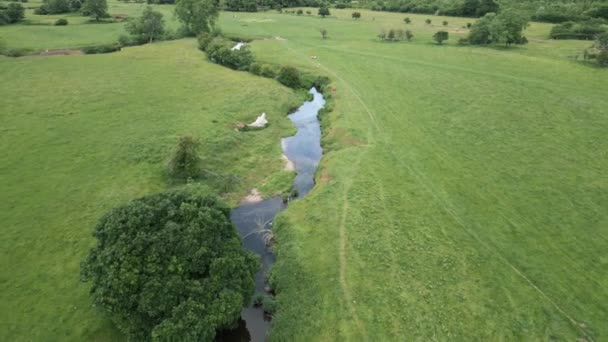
left=218, top=88, right=325, bottom=342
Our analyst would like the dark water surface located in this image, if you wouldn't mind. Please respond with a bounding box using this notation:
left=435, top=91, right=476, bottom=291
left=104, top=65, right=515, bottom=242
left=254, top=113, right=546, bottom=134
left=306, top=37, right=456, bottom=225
left=219, top=88, right=325, bottom=341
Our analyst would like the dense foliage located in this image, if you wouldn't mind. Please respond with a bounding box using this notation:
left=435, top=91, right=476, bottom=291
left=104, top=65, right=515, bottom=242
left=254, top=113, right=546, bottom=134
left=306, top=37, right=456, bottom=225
left=0, top=3, right=25, bottom=24
left=202, top=36, right=255, bottom=70
left=82, top=0, right=107, bottom=21
left=81, top=43, right=121, bottom=54
left=168, top=135, right=202, bottom=181
left=35, top=0, right=81, bottom=15
left=318, top=5, right=330, bottom=17
left=175, top=0, right=219, bottom=35
left=433, top=30, right=449, bottom=44
left=550, top=19, right=607, bottom=39
left=467, top=11, right=529, bottom=47
left=125, top=6, right=165, bottom=43
left=81, top=189, right=258, bottom=341
left=378, top=28, right=414, bottom=41
left=277, top=65, right=301, bottom=88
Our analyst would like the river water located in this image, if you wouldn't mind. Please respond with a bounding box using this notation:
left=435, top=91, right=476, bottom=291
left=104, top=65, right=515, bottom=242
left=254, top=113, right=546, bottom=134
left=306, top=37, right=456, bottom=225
left=218, top=88, right=325, bottom=341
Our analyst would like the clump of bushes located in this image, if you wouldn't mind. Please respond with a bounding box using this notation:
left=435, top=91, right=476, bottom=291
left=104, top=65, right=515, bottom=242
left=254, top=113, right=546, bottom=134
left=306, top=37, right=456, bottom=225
left=168, top=135, right=201, bottom=182
left=81, top=43, right=121, bottom=54
left=277, top=65, right=301, bottom=89
left=583, top=32, right=608, bottom=67
left=261, top=296, right=277, bottom=314
left=0, top=3, right=25, bottom=24
left=467, top=12, right=529, bottom=47
left=433, top=30, right=449, bottom=44
left=550, top=19, right=607, bottom=40
left=54, top=18, right=68, bottom=25
left=378, top=28, right=413, bottom=42
left=198, top=32, right=254, bottom=71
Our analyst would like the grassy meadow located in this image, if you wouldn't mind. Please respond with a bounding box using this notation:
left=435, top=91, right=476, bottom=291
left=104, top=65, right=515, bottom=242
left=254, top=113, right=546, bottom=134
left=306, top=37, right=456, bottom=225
left=1, top=3, right=607, bottom=341
left=0, top=38, right=301, bottom=340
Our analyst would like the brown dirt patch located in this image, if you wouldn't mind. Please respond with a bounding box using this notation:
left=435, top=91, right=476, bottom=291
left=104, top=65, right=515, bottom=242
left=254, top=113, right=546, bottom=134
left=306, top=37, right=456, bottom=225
left=39, top=49, right=83, bottom=56
left=242, top=188, right=263, bottom=204
left=319, top=169, right=330, bottom=184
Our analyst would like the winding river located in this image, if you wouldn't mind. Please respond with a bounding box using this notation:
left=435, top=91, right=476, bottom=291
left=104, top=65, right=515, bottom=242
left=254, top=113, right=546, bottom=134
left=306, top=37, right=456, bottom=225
left=218, top=88, right=325, bottom=341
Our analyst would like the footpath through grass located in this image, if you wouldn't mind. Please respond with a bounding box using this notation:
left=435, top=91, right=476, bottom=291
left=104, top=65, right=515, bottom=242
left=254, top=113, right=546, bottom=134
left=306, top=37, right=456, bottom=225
left=220, top=9, right=608, bottom=341
left=0, top=39, right=301, bottom=341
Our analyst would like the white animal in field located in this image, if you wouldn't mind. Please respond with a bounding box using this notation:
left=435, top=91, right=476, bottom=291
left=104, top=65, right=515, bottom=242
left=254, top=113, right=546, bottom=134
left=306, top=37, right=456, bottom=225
left=248, top=113, right=268, bottom=128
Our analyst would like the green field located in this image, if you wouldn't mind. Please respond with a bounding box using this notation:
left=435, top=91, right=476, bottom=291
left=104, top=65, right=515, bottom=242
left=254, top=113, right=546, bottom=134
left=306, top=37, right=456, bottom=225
left=1, top=3, right=607, bottom=341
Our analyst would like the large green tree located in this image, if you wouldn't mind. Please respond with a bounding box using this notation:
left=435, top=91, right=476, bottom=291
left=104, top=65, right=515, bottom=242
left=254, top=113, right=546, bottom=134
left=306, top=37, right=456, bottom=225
left=125, top=6, right=165, bottom=43
left=82, top=0, right=107, bottom=21
left=81, top=188, right=258, bottom=341
left=489, top=11, right=528, bottom=47
left=468, top=11, right=528, bottom=47
left=175, top=0, right=219, bottom=35
left=4, top=3, right=25, bottom=23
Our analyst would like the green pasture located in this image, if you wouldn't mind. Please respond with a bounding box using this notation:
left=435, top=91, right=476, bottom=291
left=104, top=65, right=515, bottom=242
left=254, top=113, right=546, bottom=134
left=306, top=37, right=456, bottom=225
left=1, top=4, right=607, bottom=341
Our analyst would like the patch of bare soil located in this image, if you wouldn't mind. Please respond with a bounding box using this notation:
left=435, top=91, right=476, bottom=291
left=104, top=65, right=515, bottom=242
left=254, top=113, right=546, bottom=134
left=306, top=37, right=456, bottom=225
left=39, top=49, right=83, bottom=56
left=242, top=188, right=263, bottom=204
left=282, top=154, right=295, bottom=171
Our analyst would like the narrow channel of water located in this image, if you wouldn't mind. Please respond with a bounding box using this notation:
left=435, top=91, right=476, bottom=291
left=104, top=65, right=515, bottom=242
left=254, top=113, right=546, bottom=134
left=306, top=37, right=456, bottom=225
left=217, top=88, right=325, bottom=341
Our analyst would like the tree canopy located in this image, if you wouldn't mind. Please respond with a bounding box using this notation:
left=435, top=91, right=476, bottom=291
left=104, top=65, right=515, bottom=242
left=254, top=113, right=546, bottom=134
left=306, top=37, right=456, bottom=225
left=433, top=30, right=449, bottom=44
left=318, top=6, right=330, bottom=17
left=468, top=11, right=529, bottom=47
left=175, top=0, right=219, bottom=35
left=82, top=0, right=107, bottom=21
left=125, top=6, right=165, bottom=43
left=81, top=189, right=258, bottom=341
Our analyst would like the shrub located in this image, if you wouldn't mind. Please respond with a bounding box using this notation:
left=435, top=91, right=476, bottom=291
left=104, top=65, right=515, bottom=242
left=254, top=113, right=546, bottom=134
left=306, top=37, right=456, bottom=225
left=550, top=19, right=607, bottom=40
left=378, top=29, right=386, bottom=40
left=425, top=18, right=431, bottom=25
left=466, top=22, right=472, bottom=28
left=0, top=12, right=8, bottom=25
left=207, top=43, right=254, bottom=70
left=387, top=28, right=395, bottom=41
left=458, top=37, right=469, bottom=45
left=405, top=29, right=413, bottom=41
left=249, top=62, right=262, bottom=75
left=82, top=0, right=107, bottom=21
left=433, top=31, right=449, bottom=44
left=197, top=31, right=213, bottom=51
left=277, top=66, right=301, bottom=88
left=253, top=293, right=264, bottom=306
left=81, top=43, right=121, bottom=54
left=320, top=28, right=328, bottom=39
left=306, top=10, right=311, bottom=15
left=117, top=34, right=147, bottom=47
left=80, top=188, right=258, bottom=341
left=54, top=18, right=68, bottom=25
left=260, top=64, right=276, bottom=78
left=597, top=50, right=608, bottom=66
left=351, top=11, right=360, bottom=19
left=443, top=20, right=448, bottom=26
left=262, top=296, right=277, bottom=314
left=125, top=6, right=165, bottom=43
left=404, top=17, right=411, bottom=24
left=2, top=48, right=29, bottom=57
left=586, top=4, right=608, bottom=20
left=318, top=6, right=329, bottom=17
left=168, top=135, right=201, bottom=181
left=296, top=9, right=302, bottom=15
left=5, top=3, right=25, bottom=23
